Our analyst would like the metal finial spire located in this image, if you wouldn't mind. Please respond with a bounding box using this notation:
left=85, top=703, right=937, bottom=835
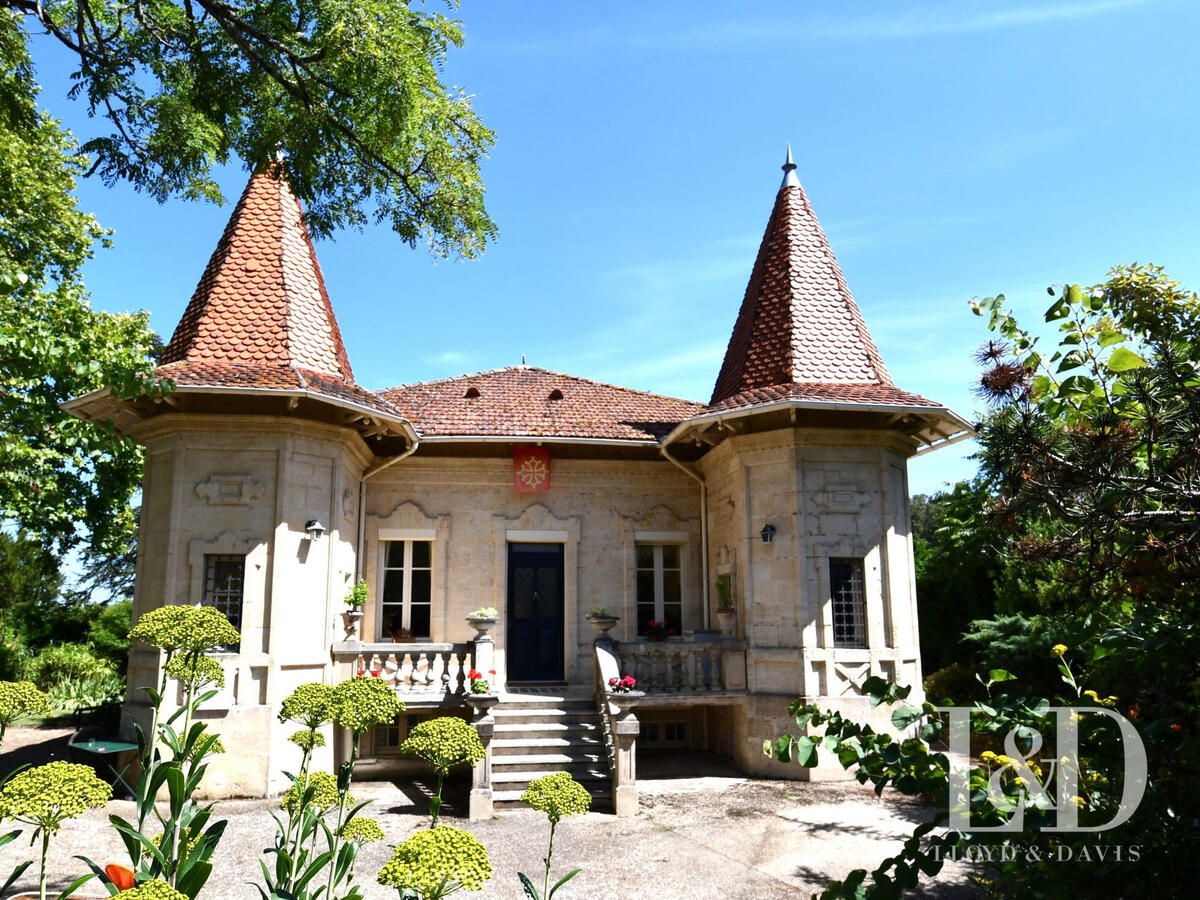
left=780, top=144, right=800, bottom=189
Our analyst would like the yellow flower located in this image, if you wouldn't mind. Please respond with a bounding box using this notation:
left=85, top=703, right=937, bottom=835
left=377, top=826, right=492, bottom=895
left=1051, top=644, right=1068, bottom=658
left=116, top=878, right=188, bottom=900
left=400, top=717, right=485, bottom=774
left=1082, top=689, right=1099, bottom=702
left=0, top=681, right=51, bottom=727
left=980, top=750, right=997, bottom=762
left=0, top=761, right=111, bottom=831
left=520, top=772, right=592, bottom=824
left=331, top=676, right=405, bottom=736
left=1070, top=796, right=1087, bottom=809
left=340, top=816, right=385, bottom=844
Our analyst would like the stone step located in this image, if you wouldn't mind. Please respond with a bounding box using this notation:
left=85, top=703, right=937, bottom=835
left=493, top=786, right=611, bottom=805
left=491, top=766, right=610, bottom=785
left=491, top=712, right=602, bottom=728
left=493, top=736, right=605, bottom=751
left=492, top=752, right=607, bottom=770
left=493, top=720, right=600, bottom=735
left=497, top=695, right=595, bottom=711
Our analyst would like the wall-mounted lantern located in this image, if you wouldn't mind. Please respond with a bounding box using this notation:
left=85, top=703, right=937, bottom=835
left=305, top=519, right=326, bottom=541
left=759, top=523, right=776, bottom=544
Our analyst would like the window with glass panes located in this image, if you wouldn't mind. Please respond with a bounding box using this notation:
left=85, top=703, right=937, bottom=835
left=829, top=557, right=867, bottom=648
left=635, top=543, right=683, bottom=637
left=202, top=554, right=244, bottom=651
left=380, top=540, right=432, bottom=640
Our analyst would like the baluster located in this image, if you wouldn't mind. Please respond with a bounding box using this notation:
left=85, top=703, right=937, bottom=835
left=399, top=653, right=413, bottom=691
left=686, top=649, right=699, bottom=691
left=369, top=653, right=382, bottom=678
left=714, top=648, right=724, bottom=691
left=384, top=653, right=399, bottom=688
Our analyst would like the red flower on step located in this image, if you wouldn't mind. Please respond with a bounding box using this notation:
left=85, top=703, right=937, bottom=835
left=357, top=669, right=366, bottom=676
left=106, top=864, right=135, bottom=891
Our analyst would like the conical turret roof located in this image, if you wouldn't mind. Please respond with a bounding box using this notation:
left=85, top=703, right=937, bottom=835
left=161, top=165, right=353, bottom=379
left=710, top=153, right=893, bottom=407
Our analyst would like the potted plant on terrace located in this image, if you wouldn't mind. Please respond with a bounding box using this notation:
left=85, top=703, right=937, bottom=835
left=465, top=606, right=498, bottom=639
left=342, top=579, right=368, bottom=641
left=585, top=607, right=619, bottom=638
left=645, top=620, right=673, bottom=642
left=715, top=575, right=736, bottom=637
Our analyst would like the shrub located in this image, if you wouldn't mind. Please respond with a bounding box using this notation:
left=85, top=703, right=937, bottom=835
left=0, top=628, right=29, bottom=682
left=922, top=662, right=980, bottom=704
left=88, top=600, right=133, bottom=674
left=26, top=642, right=111, bottom=691
left=46, top=673, right=124, bottom=713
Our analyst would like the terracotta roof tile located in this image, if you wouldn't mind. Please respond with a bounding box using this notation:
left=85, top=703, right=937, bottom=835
left=706, top=382, right=944, bottom=415
left=161, top=166, right=354, bottom=380
left=380, top=367, right=705, bottom=442
left=157, top=361, right=405, bottom=421
left=710, top=171, right=893, bottom=405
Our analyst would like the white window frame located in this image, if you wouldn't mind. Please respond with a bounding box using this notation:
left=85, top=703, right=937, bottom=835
left=633, top=532, right=687, bottom=637
left=377, top=528, right=436, bottom=641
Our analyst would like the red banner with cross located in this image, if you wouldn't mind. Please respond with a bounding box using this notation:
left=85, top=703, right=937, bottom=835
left=513, top=445, right=551, bottom=492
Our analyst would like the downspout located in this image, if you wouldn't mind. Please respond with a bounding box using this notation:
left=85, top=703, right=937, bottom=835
left=660, top=438, right=710, bottom=631
left=355, top=433, right=420, bottom=582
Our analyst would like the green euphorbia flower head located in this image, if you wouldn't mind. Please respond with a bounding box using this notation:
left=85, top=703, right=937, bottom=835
left=0, top=761, right=111, bottom=831
left=282, top=771, right=352, bottom=814
left=340, top=815, right=385, bottom=843
left=377, top=826, right=492, bottom=896
left=115, top=878, right=189, bottom=899
left=129, top=605, right=240, bottom=653
left=279, top=682, right=335, bottom=729
left=520, top=772, right=592, bottom=824
left=164, top=653, right=225, bottom=691
left=193, top=731, right=226, bottom=756
left=331, top=675, right=405, bottom=736
left=400, top=716, right=485, bottom=774
left=288, top=729, right=326, bottom=751
left=0, top=680, right=51, bottom=727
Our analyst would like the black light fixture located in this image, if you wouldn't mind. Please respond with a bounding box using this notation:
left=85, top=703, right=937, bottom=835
left=760, top=523, right=776, bottom=544
left=305, top=519, right=326, bottom=541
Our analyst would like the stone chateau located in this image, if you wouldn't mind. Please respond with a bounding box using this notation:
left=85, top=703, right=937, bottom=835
left=66, top=152, right=969, bottom=816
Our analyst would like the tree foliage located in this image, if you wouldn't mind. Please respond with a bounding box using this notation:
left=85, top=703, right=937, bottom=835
left=4, top=0, right=496, bottom=254
left=2, top=1, right=496, bottom=595
left=779, top=266, right=1200, bottom=898
left=972, top=263, right=1200, bottom=616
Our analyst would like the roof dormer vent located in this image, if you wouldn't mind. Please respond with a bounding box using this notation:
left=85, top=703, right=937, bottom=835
left=548, top=389, right=564, bottom=401
left=464, top=386, right=481, bottom=399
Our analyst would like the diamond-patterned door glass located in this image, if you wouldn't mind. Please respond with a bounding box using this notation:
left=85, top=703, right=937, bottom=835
left=513, top=568, right=534, bottom=619
left=535, top=568, right=558, bottom=618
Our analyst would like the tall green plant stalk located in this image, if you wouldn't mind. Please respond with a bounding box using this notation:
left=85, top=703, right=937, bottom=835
left=324, top=735, right=360, bottom=900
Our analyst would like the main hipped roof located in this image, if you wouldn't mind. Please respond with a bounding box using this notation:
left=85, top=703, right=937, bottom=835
left=137, top=156, right=964, bottom=448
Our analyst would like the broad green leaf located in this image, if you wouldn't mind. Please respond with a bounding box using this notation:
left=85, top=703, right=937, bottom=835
left=891, top=705, right=923, bottom=730
left=1106, top=347, right=1148, bottom=372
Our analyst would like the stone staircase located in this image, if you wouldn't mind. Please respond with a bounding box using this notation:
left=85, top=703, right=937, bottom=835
left=490, top=693, right=612, bottom=809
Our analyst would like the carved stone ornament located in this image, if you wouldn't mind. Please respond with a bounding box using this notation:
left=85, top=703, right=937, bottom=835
left=195, top=474, right=265, bottom=507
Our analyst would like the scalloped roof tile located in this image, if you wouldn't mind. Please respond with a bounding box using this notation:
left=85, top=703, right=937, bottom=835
left=710, top=165, right=893, bottom=406
left=161, top=166, right=353, bottom=380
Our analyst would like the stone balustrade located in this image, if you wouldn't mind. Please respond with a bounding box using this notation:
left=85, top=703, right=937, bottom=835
left=615, top=640, right=744, bottom=693
left=330, top=641, right=474, bottom=696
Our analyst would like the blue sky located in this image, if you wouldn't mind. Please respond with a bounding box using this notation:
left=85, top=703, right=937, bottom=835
left=33, top=0, right=1200, bottom=495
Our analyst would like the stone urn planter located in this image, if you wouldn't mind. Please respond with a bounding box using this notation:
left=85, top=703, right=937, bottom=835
left=466, top=693, right=500, bottom=715
left=586, top=615, right=620, bottom=638
left=341, top=608, right=364, bottom=641
left=715, top=607, right=736, bottom=637
left=466, top=615, right=498, bottom=639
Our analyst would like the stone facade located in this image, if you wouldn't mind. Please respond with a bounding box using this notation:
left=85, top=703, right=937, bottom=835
left=65, top=158, right=970, bottom=802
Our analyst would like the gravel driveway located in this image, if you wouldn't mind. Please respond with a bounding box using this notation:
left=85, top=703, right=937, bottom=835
left=1, top=728, right=976, bottom=899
